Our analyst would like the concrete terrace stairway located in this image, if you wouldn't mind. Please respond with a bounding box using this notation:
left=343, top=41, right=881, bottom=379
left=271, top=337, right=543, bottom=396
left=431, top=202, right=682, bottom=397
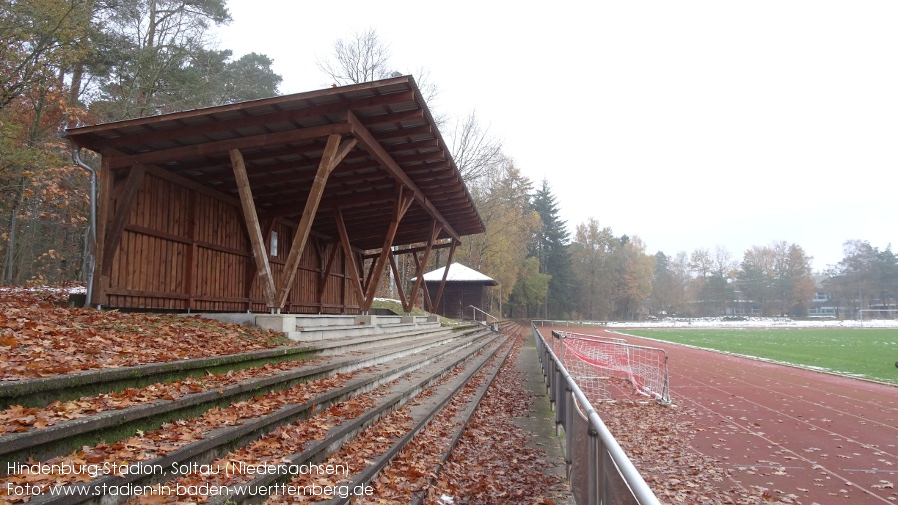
left=208, top=313, right=442, bottom=342
left=0, top=320, right=532, bottom=504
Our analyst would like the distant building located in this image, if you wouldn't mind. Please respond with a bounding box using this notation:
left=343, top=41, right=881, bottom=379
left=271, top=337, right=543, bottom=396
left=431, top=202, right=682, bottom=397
left=808, top=292, right=838, bottom=318
left=418, top=263, right=498, bottom=320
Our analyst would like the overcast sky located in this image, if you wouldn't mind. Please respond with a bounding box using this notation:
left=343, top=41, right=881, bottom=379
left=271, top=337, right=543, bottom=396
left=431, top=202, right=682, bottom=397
left=217, top=1, right=896, bottom=272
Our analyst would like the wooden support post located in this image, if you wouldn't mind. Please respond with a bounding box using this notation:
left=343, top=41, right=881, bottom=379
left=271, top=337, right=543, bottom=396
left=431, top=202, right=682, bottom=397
left=360, top=190, right=414, bottom=312
left=406, top=221, right=442, bottom=312
left=317, top=242, right=340, bottom=303
left=388, top=250, right=410, bottom=312
left=184, top=188, right=197, bottom=309
left=92, top=155, right=114, bottom=305
left=421, top=276, right=433, bottom=312
left=274, top=134, right=356, bottom=310
left=100, top=164, right=145, bottom=277
left=243, top=217, right=277, bottom=310
left=333, top=207, right=365, bottom=306
left=362, top=256, right=376, bottom=293
left=230, top=148, right=277, bottom=309
left=431, top=240, right=457, bottom=313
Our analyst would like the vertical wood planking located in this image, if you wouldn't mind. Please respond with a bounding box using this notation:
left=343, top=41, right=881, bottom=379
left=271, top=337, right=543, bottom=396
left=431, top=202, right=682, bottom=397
left=100, top=170, right=365, bottom=314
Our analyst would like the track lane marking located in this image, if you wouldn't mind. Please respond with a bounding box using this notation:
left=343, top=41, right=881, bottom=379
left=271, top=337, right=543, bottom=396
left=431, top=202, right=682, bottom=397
left=673, top=382, right=895, bottom=504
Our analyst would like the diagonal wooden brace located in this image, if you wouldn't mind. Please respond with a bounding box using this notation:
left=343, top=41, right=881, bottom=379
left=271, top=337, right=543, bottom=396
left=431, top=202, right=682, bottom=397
left=430, top=240, right=457, bottom=312
left=273, top=134, right=357, bottom=310
left=405, top=221, right=442, bottom=313
left=360, top=189, right=415, bottom=312
left=230, top=149, right=277, bottom=308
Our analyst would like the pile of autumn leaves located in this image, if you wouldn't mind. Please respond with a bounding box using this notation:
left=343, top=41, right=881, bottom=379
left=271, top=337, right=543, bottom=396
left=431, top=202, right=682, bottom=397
left=596, top=401, right=792, bottom=505
left=0, top=287, right=283, bottom=380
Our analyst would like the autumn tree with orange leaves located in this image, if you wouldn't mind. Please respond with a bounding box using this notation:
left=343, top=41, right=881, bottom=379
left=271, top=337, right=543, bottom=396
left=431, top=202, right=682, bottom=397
left=0, top=0, right=282, bottom=286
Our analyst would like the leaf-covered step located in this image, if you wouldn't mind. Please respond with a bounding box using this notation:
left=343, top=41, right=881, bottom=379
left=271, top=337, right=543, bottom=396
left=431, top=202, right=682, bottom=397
left=0, top=325, right=455, bottom=410
left=306, top=337, right=514, bottom=505
left=0, top=328, right=491, bottom=477
left=191, top=335, right=510, bottom=505
left=129, top=334, right=505, bottom=505
left=0, top=330, right=497, bottom=504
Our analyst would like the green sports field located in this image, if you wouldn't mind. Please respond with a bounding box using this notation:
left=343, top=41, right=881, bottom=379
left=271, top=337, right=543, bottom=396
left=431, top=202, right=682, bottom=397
left=615, top=328, right=898, bottom=385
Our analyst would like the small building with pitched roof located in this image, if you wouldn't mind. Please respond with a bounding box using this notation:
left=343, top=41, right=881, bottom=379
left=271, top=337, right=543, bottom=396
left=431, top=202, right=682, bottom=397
left=419, top=263, right=497, bottom=320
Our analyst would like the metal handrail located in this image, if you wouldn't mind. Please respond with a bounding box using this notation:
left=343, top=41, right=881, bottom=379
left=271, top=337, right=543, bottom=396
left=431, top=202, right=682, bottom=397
left=532, top=322, right=661, bottom=505
left=467, top=305, right=498, bottom=324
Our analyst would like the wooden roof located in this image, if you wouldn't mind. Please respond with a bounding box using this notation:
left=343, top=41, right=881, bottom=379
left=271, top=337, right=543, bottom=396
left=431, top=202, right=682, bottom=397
left=66, top=76, right=484, bottom=251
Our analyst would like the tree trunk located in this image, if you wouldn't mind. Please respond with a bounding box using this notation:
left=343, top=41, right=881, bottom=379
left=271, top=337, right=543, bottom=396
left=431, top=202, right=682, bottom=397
left=69, top=61, right=84, bottom=103
left=5, top=210, right=16, bottom=285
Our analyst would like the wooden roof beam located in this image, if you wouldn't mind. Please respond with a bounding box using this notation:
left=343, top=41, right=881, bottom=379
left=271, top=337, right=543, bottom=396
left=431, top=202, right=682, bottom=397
left=362, top=240, right=455, bottom=260
left=347, top=110, right=460, bottom=242
left=360, top=109, right=425, bottom=128
left=233, top=167, right=393, bottom=200
left=260, top=188, right=396, bottom=219
left=100, top=90, right=417, bottom=150
left=108, top=122, right=352, bottom=169
left=373, top=124, right=434, bottom=143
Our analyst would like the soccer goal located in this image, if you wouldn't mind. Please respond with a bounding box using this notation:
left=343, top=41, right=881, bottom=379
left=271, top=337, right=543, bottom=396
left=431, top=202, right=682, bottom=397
left=552, top=331, right=670, bottom=404
left=858, top=309, right=898, bottom=319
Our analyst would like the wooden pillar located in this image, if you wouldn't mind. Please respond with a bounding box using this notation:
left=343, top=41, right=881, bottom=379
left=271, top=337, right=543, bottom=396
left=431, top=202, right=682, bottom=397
left=431, top=240, right=457, bottom=313
left=92, top=154, right=114, bottom=305
left=333, top=207, right=365, bottom=306
left=421, top=279, right=433, bottom=312
left=406, top=221, right=442, bottom=312
left=388, top=250, right=410, bottom=312
left=273, top=134, right=356, bottom=310
left=230, top=148, right=277, bottom=309
left=184, top=188, right=197, bottom=309
left=360, top=190, right=414, bottom=312
left=100, top=163, right=145, bottom=278
left=317, top=241, right=340, bottom=307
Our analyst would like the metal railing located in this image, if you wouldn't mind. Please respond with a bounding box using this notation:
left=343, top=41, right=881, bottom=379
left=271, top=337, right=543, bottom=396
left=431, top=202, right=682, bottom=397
left=468, top=305, right=498, bottom=327
left=532, top=322, right=661, bottom=505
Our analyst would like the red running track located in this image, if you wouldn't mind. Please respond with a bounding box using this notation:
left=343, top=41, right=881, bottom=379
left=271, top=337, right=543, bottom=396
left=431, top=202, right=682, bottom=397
left=552, top=327, right=898, bottom=504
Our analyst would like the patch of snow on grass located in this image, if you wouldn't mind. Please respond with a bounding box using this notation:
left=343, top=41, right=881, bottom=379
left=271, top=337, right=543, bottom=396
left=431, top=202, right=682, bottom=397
left=604, top=317, right=898, bottom=329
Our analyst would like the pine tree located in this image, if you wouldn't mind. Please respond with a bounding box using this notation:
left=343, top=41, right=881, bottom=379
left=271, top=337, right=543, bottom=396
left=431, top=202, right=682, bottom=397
left=530, top=179, right=574, bottom=318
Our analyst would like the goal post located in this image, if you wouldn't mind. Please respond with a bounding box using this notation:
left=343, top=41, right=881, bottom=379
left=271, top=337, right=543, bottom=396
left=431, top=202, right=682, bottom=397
left=552, top=331, right=670, bottom=404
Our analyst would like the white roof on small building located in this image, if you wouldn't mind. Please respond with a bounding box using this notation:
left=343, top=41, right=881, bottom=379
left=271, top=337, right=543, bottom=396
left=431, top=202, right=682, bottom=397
left=418, top=262, right=498, bottom=285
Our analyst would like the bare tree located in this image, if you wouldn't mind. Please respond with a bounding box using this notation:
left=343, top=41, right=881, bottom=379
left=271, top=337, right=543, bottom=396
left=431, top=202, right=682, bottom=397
left=317, top=28, right=391, bottom=85
left=449, top=111, right=504, bottom=187
left=713, top=245, right=736, bottom=277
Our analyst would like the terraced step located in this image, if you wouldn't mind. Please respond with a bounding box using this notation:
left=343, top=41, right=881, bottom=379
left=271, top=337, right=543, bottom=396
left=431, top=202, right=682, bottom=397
left=0, top=326, right=491, bottom=474
left=182, top=334, right=514, bottom=505
left=310, top=336, right=515, bottom=505
left=1, top=327, right=502, bottom=504
left=0, top=325, right=456, bottom=410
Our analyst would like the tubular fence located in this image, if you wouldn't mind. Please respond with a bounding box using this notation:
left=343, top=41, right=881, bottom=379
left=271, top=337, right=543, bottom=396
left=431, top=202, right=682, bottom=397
left=532, top=322, right=661, bottom=505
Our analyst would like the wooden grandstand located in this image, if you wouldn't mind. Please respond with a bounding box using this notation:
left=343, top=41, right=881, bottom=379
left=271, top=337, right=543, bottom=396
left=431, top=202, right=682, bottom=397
left=65, top=76, right=484, bottom=314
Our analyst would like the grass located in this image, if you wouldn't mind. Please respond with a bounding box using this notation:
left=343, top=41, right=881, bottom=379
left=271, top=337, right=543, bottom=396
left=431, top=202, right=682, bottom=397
left=616, top=328, right=898, bottom=385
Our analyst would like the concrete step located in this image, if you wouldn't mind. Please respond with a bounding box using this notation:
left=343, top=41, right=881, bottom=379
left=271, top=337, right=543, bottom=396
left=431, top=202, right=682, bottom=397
left=0, top=327, right=491, bottom=471
left=252, top=313, right=442, bottom=342
left=1, top=325, right=506, bottom=504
